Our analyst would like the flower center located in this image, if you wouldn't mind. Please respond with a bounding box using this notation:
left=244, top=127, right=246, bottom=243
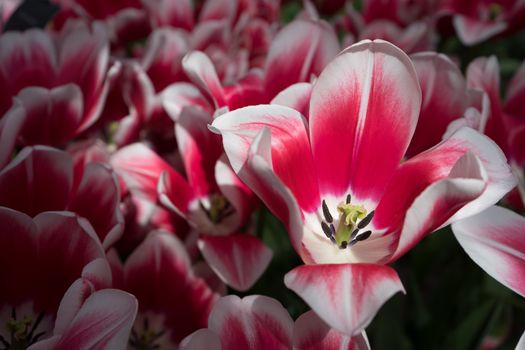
left=320, top=194, right=375, bottom=249
left=199, top=193, right=234, bottom=224
left=1, top=308, right=47, bottom=350
left=129, top=317, right=166, bottom=350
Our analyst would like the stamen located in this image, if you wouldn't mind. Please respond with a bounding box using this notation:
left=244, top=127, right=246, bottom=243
left=357, top=210, right=375, bottom=229
left=329, top=236, right=337, bottom=244
left=350, top=228, right=359, bottom=240
left=356, top=230, right=372, bottom=241
left=321, top=222, right=332, bottom=238
left=330, top=224, right=336, bottom=235
left=346, top=194, right=351, bottom=204
left=339, top=241, right=348, bottom=249
left=322, top=200, right=333, bottom=223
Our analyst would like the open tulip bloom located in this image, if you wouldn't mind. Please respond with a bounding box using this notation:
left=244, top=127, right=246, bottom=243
left=210, top=39, right=517, bottom=336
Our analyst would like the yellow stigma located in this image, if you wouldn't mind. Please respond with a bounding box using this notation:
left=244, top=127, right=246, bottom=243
left=334, top=203, right=367, bottom=246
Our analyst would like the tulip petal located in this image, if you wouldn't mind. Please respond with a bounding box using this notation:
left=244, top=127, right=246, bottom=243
left=124, top=231, right=217, bottom=343
left=309, top=39, right=421, bottom=201
left=293, top=310, right=370, bottom=350
left=208, top=295, right=293, bottom=350
left=271, top=82, right=313, bottom=120
left=505, top=60, right=525, bottom=118
left=0, top=105, right=25, bottom=169
left=0, top=146, right=73, bottom=216
left=198, top=234, right=273, bottom=291
left=180, top=329, right=222, bottom=350
left=162, top=82, right=212, bottom=122
left=452, top=206, right=525, bottom=297
left=284, top=263, right=404, bottom=336
left=264, top=19, right=339, bottom=100
left=48, top=289, right=137, bottom=350
left=453, top=16, right=507, bottom=46
left=211, top=104, right=320, bottom=212
left=183, top=51, right=226, bottom=107
left=407, top=52, right=469, bottom=157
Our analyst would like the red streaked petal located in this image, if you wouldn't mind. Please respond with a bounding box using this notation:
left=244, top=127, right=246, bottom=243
left=375, top=127, right=516, bottom=237
left=407, top=52, right=469, bottom=157
left=270, top=82, right=313, bottom=120
left=293, top=310, right=370, bottom=350
left=48, top=289, right=137, bottom=350
left=198, top=234, right=273, bottom=291
left=68, top=162, right=124, bottom=250
left=452, top=206, right=525, bottom=297
left=264, top=19, right=339, bottom=100
left=309, top=39, right=421, bottom=201
left=284, top=264, right=405, bottom=336
left=208, top=295, right=293, bottom=350
left=183, top=50, right=226, bottom=107
left=143, top=0, right=194, bottom=30
left=175, top=107, right=220, bottom=198
left=124, top=231, right=218, bottom=344
left=505, top=60, right=525, bottom=117
left=162, top=82, right=212, bottom=122
left=0, top=146, right=72, bottom=216
left=211, top=104, right=320, bottom=212
left=0, top=105, right=25, bottom=169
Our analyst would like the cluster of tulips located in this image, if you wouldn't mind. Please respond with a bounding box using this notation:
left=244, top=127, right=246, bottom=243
left=0, top=0, right=524, bottom=348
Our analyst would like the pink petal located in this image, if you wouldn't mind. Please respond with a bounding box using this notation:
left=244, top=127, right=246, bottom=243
left=198, top=234, right=273, bottom=291
left=0, top=104, right=25, bottom=169
left=215, top=155, right=255, bottom=228
left=143, top=0, right=194, bottom=30
left=180, top=329, right=221, bottom=350
left=56, top=22, right=110, bottom=130
left=407, top=52, right=469, bottom=157
left=264, top=19, right=339, bottom=100
left=111, top=143, right=191, bottom=205
left=182, top=51, right=226, bottom=108
left=47, top=289, right=137, bottom=350
left=124, top=231, right=218, bottom=343
left=199, top=0, right=237, bottom=23
left=452, top=206, right=525, bottom=297
left=122, top=61, right=155, bottom=123
left=68, top=162, right=124, bottom=249
left=210, top=104, right=320, bottom=212
left=270, top=82, right=313, bottom=120
left=162, top=82, right=212, bottom=122
left=142, top=28, right=189, bottom=92
left=505, top=60, right=525, bottom=118
left=208, top=295, right=293, bottom=350
left=309, top=39, right=421, bottom=201
left=34, top=211, right=106, bottom=313
left=293, top=310, right=370, bottom=350
left=453, top=15, right=507, bottom=46
left=15, top=84, right=84, bottom=146
left=284, top=264, right=405, bottom=336
left=0, top=207, right=38, bottom=305
left=0, top=29, right=56, bottom=115
left=0, top=146, right=72, bottom=216
left=374, top=127, right=516, bottom=245
left=175, top=107, right=221, bottom=198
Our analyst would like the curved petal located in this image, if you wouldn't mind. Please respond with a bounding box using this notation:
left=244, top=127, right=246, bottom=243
left=47, top=289, right=137, bottom=350
left=182, top=50, right=226, bottom=108
left=211, top=104, right=319, bottom=212
left=309, top=39, right=421, bottom=202
left=124, top=231, right=217, bottom=344
left=271, top=82, right=313, bottom=120
left=0, top=146, right=73, bottom=216
left=375, top=127, right=516, bottom=240
left=407, top=52, right=469, bottom=157
left=34, top=211, right=106, bottom=313
left=284, top=264, right=405, bottom=336
left=453, top=16, right=507, bottom=46
left=162, top=82, right=212, bottom=122
left=180, top=329, right=222, bottom=350
left=68, top=162, right=124, bottom=250
left=142, top=0, right=194, bottom=30
left=208, top=295, right=293, bottom=350
left=452, top=206, right=525, bottom=298
left=198, top=234, right=273, bottom=291
left=293, top=310, right=370, bottom=350
left=516, top=330, right=525, bottom=350
left=175, top=107, right=221, bottom=198
left=264, top=19, right=340, bottom=100
left=15, top=84, right=84, bottom=146
left=505, top=60, right=525, bottom=118
left=0, top=104, right=25, bottom=169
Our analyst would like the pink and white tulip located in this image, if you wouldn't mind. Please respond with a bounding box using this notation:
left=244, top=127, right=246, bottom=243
left=210, top=39, right=516, bottom=335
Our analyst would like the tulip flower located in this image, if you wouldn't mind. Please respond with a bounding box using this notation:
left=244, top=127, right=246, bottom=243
left=210, top=39, right=516, bottom=335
